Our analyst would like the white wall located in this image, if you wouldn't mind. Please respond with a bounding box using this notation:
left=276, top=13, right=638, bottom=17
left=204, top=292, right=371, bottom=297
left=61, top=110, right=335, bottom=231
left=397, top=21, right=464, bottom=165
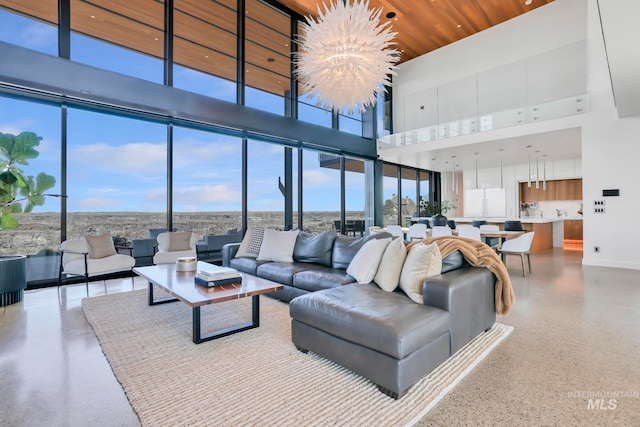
left=392, top=0, right=640, bottom=270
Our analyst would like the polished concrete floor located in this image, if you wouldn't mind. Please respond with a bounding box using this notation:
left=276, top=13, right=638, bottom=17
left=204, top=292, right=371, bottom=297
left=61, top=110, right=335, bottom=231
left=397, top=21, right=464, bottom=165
left=1, top=249, right=639, bottom=426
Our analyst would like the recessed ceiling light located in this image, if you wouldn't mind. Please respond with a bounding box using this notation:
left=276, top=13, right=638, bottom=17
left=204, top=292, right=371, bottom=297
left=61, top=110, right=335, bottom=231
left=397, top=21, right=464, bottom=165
left=386, top=11, right=396, bottom=19
left=267, top=58, right=275, bottom=63
left=457, top=24, right=461, bottom=28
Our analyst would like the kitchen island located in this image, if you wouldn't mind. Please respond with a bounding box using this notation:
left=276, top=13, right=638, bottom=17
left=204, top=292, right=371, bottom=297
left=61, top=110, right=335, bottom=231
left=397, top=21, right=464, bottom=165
left=412, top=217, right=564, bottom=254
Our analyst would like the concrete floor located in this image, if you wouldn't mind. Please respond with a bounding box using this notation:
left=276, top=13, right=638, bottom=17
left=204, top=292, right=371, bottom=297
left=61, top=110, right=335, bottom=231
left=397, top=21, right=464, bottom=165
left=1, top=248, right=639, bottom=426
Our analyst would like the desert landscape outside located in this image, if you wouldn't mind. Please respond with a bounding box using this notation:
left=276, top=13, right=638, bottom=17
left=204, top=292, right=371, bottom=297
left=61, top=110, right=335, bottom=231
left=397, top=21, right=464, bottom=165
left=2, top=211, right=372, bottom=257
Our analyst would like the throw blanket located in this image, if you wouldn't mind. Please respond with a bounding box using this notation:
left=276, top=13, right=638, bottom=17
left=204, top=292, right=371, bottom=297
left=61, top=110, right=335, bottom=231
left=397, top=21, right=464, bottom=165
left=407, top=236, right=515, bottom=315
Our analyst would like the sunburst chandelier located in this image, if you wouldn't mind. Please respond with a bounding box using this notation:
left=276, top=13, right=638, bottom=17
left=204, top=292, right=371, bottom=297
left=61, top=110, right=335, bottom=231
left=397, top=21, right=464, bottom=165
left=295, top=0, right=399, bottom=115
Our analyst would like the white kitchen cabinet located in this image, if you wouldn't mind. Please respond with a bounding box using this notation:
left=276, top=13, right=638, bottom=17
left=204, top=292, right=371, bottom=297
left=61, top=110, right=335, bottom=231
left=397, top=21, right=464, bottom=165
left=464, top=188, right=506, bottom=217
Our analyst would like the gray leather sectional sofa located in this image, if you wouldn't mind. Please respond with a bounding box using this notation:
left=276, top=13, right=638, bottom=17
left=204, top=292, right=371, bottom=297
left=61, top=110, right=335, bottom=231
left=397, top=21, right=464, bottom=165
left=222, top=230, right=497, bottom=399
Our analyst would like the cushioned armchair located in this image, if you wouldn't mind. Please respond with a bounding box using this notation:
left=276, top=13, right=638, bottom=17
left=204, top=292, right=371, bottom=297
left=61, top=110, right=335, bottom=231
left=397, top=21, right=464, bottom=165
left=152, top=231, right=199, bottom=265
left=59, top=234, right=136, bottom=294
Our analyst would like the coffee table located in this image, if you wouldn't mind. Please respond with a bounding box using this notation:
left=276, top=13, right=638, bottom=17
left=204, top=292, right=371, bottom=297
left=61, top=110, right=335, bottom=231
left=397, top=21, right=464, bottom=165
left=133, top=264, right=283, bottom=344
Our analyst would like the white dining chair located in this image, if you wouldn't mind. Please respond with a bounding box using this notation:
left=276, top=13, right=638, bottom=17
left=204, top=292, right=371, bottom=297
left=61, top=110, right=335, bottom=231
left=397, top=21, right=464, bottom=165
left=479, top=224, right=501, bottom=249
left=457, top=225, right=481, bottom=241
left=385, top=225, right=404, bottom=238
left=498, top=232, right=535, bottom=276
left=407, top=223, right=427, bottom=241
left=431, top=226, right=452, bottom=237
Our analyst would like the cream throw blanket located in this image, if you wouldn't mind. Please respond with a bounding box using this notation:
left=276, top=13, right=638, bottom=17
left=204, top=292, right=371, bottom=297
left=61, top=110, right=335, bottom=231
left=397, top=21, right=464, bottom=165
left=407, top=236, right=515, bottom=315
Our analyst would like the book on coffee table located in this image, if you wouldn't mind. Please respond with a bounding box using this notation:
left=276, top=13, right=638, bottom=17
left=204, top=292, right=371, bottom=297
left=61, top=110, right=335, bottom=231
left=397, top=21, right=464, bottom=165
left=194, top=276, right=242, bottom=288
left=197, top=262, right=241, bottom=281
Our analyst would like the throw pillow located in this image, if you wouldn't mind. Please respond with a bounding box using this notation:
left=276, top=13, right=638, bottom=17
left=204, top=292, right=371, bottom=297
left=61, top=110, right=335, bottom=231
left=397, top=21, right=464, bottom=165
left=374, top=237, right=407, bottom=292
left=167, top=231, right=193, bottom=251
left=293, top=230, right=338, bottom=267
left=257, top=229, right=300, bottom=262
left=235, top=228, right=256, bottom=258
left=346, top=237, right=391, bottom=284
left=399, top=242, right=442, bottom=304
left=247, top=227, right=265, bottom=256
left=84, top=233, right=117, bottom=259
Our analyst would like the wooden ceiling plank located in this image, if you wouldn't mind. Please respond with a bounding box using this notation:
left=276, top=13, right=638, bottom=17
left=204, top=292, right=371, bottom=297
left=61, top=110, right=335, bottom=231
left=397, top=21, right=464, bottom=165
left=71, top=1, right=165, bottom=58
left=0, top=0, right=58, bottom=24
left=175, top=0, right=236, bottom=34
left=76, top=0, right=164, bottom=30
left=174, top=11, right=236, bottom=57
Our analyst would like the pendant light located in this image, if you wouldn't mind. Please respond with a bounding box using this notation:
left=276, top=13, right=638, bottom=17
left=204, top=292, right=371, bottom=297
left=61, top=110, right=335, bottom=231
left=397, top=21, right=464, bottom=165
left=443, top=162, right=448, bottom=194
left=451, top=155, right=456, bottom=193
left=535, top=150, right=540, bottom=189
left=475, top=152, right=479, bottom=189
left=542, top=154, right=547, bottom=190
left=526, top=145, right=532, bottom=188
left=499, top=148, right=504, bottom=189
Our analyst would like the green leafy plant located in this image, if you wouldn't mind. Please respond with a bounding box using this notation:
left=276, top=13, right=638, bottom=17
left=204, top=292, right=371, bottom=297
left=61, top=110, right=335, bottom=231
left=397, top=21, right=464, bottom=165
left=0, top=131, right=56, bottom=230
left=420, top=199, right=457, bottom=216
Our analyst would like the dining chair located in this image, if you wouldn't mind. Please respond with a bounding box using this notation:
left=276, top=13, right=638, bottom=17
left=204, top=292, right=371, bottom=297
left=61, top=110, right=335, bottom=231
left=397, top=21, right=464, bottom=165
left=407, top=223, right=427, bottom=241
left=504, top=220, right=524, bottom=231
left=471, top=220, right=487, bottom=228
left=498, top=232, right=535, bottom=276
left=386, top=225, right=404, bottom=238
left=431, top=226, right=452, bottom=237
left=479, top=224, right=501, bottom=249
left=457, top=226, right=481, bottom=241
left=446, top=220, right=456, bottom=230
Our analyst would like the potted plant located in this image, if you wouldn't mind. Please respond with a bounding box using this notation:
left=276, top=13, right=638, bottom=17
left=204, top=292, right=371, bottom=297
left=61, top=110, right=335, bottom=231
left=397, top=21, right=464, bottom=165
left=0, top=131, right=57, bottom=305
left=420, top=199, right=457, bottom=226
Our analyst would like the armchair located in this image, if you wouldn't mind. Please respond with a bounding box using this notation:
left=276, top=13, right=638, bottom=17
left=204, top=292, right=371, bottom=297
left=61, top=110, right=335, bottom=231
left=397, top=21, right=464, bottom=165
left=59, top=235, right=135, bottom=295
left=152, top=231, right=199, bottom=265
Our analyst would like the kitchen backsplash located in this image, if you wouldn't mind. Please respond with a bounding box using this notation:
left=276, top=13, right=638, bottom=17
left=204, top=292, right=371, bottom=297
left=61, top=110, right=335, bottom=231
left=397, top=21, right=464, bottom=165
left=522, top=200, right=583, bottom=219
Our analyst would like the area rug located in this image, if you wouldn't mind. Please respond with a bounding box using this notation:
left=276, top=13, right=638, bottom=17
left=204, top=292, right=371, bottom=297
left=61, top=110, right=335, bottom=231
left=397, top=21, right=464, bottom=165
left=82, top=290, right=513, bottom=426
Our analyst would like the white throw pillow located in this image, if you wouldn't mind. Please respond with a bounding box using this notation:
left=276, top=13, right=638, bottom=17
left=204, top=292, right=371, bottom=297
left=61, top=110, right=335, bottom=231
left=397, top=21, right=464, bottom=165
left=257, top=229, right=300, bottom=262
left=399, top=242, right=442, bottom=304
left=346, top=237, right=392, bottom=284
left=374, top=237, right=407, bottom=292
left=235, top=228, right=256, bottom=258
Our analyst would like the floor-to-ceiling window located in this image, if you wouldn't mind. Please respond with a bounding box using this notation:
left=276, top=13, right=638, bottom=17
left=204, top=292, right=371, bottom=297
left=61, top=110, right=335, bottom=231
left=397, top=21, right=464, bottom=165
left=172, top=127, right=242, bottom=235
left=419, top=170, right=431, bottom=217
left=66, top=109, right=167, bottom=240
left=302, top=150, right=341, bottom=233
left=382, top=163, right=398, bottom=226
left=70, top=0, right=164, bottom=83
left=173, top=0, right=237, bottom=102
left=344, top=157, right=367, bottom=235
left=0, top=97, right=61, bottom=283
left=401, top=167, right=418, bottom=226
left=246, top=139, right=285, bottom=229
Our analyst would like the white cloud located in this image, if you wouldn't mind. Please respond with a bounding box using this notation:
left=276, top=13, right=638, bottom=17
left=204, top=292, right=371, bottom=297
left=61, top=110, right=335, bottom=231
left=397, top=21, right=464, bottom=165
left=70, top=142, right=165, bottom=174
left=303, top=168, right=336, bottom=185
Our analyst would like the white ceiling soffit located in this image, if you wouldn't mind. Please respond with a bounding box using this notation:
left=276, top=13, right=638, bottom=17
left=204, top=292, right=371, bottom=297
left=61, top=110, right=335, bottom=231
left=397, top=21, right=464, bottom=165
left=379, top=127, right=582, bottom=172
left=598, top=0, right=640, bottom=117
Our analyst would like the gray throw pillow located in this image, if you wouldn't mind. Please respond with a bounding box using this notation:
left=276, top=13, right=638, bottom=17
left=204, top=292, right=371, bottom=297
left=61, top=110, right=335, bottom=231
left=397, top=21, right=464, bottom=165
left=293, top=230, right=338, bottom=267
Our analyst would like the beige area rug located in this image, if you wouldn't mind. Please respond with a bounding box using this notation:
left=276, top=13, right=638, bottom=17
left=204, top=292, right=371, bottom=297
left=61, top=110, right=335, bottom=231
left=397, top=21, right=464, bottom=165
left=82, top=289, right=513, bottom=426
